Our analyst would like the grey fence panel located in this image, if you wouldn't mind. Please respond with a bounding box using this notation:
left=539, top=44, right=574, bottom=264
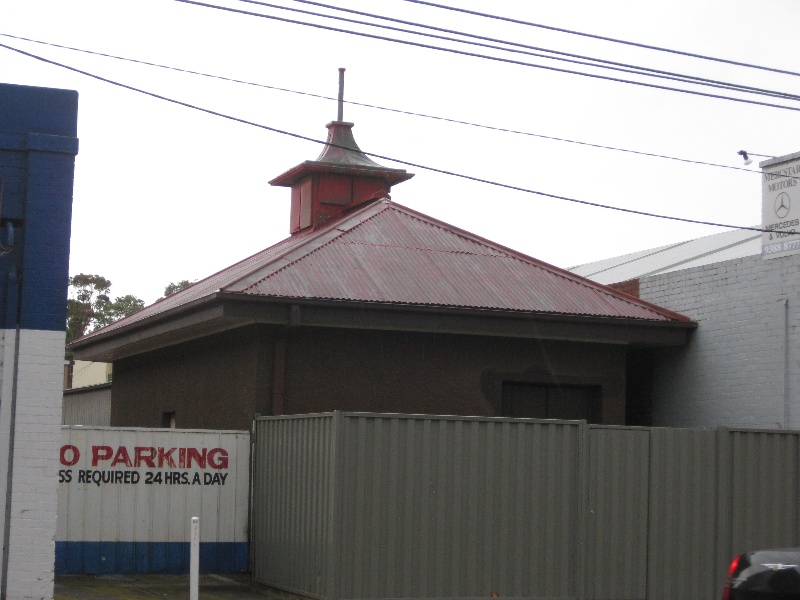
left=252, top=414, right=336, bottom=598
left=61, top=384, right=112, bottom=425
left=334, top=414, right=582, bottom=600
left=647, top=427, right=718, bottom=600
left=727, top=430, right=800, bottom=557
left=251, top=413, right=800, bottom=600
left=585, top=427, right=649, bottom=600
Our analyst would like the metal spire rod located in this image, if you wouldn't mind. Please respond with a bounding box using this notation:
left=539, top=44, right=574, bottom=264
left=337, top=67, right=345, bottom=121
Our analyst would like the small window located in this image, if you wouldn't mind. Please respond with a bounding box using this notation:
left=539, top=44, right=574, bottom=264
left=162, top=412, right=176, bottom=429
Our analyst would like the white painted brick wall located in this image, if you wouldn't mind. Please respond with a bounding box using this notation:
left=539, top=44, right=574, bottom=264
left=0, top=328, right=10, bottom=594
left=0, top=329, right=64, bottom=600
left=640, top=254, right=800, bottom=429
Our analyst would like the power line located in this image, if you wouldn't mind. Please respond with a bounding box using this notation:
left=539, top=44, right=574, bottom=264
left=0, top=32, right=765, bottom=176
left=399, top=0, right=800, bottom=78
left=173, top=0, right=800, bottom=113
left=0, top=41, right=787, bottom=237
left=256, top=0, right=800, bottom=102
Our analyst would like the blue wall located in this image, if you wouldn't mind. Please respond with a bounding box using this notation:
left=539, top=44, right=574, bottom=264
left=0, top=82, right=78, bottom=332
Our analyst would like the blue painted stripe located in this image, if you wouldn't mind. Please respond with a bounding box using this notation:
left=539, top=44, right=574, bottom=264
left=54, top=541, right=248, bottom=574
left=0, top=132, right=79, bottom=154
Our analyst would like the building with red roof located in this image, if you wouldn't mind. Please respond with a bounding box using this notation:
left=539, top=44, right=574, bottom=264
left=72, top=88, right=694, bottom=430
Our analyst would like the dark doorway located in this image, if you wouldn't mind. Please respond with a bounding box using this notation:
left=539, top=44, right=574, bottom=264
left=501, top=382, right=600, bottom=423
left=162, top=411, right=176, bottom=428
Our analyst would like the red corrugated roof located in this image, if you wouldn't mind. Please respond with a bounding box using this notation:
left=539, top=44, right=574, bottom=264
left=81, top=200, right=688, bottom=340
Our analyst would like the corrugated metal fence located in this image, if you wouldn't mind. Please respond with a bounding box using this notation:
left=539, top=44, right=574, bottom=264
left=252, top=413, right=800, bottom=600
left=62, top=384, right=112, bottom=425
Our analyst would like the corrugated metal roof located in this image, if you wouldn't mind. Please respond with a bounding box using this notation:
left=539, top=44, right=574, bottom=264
left=82, top=200, right=689, bottom=341
left=86, top=229, right=321, bottom=336
left=569, top=228, right=761, bottom=285
left=228, top=202, right=683, bottom=320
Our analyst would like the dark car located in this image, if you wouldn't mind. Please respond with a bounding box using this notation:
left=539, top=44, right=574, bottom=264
left=724, top=548, right=800, bottom=599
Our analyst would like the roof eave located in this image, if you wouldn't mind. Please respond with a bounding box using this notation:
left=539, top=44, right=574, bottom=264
left=269, top=161, right=413, bottom=187
left=70, top=293, right=232, bottom=361
left=71, top=293, right=695, bottom=363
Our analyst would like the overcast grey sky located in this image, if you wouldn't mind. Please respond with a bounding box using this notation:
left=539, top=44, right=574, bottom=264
left=4, top=0, right=799, bottom=303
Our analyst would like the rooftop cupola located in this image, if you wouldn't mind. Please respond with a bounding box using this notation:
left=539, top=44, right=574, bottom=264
left=269, top=69, right=413, bottom=234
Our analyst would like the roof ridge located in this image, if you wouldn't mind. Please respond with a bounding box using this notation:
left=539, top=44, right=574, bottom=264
left=386, top=202, right=684, bottom=321
left=237, top=201, right=393, bottom=294
left=387, top=204, right=511, bottom=255
left=336, top=238, right=505, bottom=257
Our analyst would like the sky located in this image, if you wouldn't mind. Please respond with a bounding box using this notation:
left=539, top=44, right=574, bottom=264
left=3, top=0, right=800, bottom=305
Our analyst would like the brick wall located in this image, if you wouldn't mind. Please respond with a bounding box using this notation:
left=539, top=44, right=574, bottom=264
left=639, top=254, right=798, bottom=428
left=608, top=278, right=640, bottom=298
left=3, top=331, right=65, bottom=599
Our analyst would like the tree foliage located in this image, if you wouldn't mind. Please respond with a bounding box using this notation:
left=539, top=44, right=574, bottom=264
left=66, top=275, right=193, bottom=357
left=65, top=274, right=144, bottom=349
left=95, top=294, right=145, bottom=329
left=66, top=274, right=111, bottom=346
left=163, top=280, right=194, bottom=298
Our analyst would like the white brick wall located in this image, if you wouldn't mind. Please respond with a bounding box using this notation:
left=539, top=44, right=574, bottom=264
left=0, top=329, right=64, bottom=600
left=0, top=328, right=12, bottom=588
left=640, top=254, right=800, bottom=429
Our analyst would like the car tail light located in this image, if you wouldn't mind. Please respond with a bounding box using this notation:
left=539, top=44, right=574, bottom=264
left=722, top=554, right=742, bottom=600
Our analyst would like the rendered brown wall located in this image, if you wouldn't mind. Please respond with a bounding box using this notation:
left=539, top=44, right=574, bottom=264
left=280, top=328, right=627, bottom=424
left=111, top=326, right=273, bottom=430
left=111, top=325, right=627, bottom=429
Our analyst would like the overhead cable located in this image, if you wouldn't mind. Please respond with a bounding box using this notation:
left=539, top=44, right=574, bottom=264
left=0, top=32, right=767, bottom=176
left=0, top=41, right=788, bottom=237
left=246, top=0, right=800, bottom=102
left=173, top=0, right=800, bottom=113
left=399, top=0, right=800, bottom=78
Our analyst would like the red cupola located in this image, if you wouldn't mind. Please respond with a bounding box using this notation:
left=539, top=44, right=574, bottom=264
left=269, top=69, right=413, bottom=234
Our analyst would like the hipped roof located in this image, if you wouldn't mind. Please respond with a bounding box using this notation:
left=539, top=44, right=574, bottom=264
left=72, top=200, right=692, bottom=361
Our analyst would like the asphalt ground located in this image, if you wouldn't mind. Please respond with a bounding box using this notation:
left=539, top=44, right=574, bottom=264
left=54, top=573, right=297, bottom=600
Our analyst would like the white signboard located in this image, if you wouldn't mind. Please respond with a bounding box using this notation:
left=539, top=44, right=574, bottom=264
left=56, top=427, right=250, bottom=574
left=762, top=155, right=800, bottom=259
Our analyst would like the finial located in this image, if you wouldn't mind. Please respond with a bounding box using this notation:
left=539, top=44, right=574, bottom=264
left=337, top=68, right=345, bottom=122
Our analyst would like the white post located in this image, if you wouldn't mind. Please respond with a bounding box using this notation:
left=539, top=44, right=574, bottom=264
left=190, top=516, right=199, bottom=600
